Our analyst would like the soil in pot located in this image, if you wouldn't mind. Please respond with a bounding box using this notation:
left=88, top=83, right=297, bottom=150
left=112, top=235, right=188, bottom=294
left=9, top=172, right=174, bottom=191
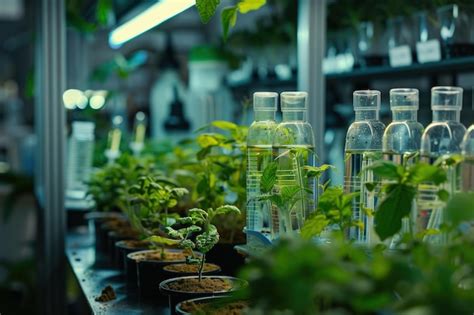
left=163, top=263, right=220, bottom=274
left=178, top=297, right=248, bottom=315
left=160, top=276, right=246, bottom=315
left=128, top=249, right=190, bottom=298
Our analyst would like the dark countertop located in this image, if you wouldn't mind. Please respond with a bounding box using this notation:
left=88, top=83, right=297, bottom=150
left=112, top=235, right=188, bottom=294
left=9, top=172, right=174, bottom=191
left=66, top=228, right=169, bottom=315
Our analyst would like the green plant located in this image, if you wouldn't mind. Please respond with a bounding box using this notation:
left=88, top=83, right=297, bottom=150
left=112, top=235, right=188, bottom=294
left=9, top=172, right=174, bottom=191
left=195, top=0, right=267, bottom=39
left=365, top=159, right=450, bottom=240
left=127, top=175, right=188, bottom=236
left=152, top=205, right=241, bottom=280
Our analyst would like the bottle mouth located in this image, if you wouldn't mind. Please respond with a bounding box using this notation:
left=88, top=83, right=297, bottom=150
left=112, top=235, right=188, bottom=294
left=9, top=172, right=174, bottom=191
left=281, top=91, right=307, bottom=111
left=353, top=89, right=380, bottom=110
left=390, top=88, right=419, bottom=109
left=431, top=86, right=463, bottom=109
left=253, top=92, right=278, bottom=111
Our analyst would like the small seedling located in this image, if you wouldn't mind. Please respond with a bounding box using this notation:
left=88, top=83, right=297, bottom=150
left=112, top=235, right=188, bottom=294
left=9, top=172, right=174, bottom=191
left=150, top=205, right=241, bottom=280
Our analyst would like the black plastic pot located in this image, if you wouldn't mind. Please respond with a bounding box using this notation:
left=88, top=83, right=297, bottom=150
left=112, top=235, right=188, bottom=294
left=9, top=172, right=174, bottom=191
left=160, top=276, right=247, bottom=315
left=116, top=240, right=150, bottom=277
left=206, top=243, right=245, bottom=276
left=175, top=296, right=230, bottom=315
left=108, top=230, right=139, bottom=269
left=99, top=219, right=130, bottom=258
left=85, top=212, right=125, bottom=255
left=127, top=249, right=188, bottom=297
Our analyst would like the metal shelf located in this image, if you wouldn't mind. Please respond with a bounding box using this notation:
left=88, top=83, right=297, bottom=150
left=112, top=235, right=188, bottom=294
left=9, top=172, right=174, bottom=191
left=67, top=229, right=168, bottom=315
left=326, top=56, right=474, bottom=81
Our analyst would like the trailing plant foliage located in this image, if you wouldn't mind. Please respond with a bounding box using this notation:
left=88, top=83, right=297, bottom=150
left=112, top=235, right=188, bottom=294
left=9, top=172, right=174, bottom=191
left=150, top=205, right=241, bottom=280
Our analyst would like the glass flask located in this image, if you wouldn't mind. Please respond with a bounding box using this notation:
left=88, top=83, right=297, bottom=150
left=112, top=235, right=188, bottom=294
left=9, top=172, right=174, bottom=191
left=461, top=125, right=474, bottom=192
left=418, top=86, right=466, bottom=244
left=344, top=90, right=385, bottom=245
left=383, top=88, right=424, bottom=246
left=66, top=121, right=95, bottom=199
left=437, top=4, right=473, bottom=58
left=246, top=92, right=278, bottom=247
left=130, top=111, right=147, bottom=156
left=106, top=115, right=123, bottom=164
left=272, top=92, right=315, bottom=236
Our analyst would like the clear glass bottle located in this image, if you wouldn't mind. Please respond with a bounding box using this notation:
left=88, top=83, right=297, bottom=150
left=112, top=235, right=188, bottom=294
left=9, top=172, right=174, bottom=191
left=418, top=86, right=466, bottom=243
left=130, top=111, right=147, bottom=156
left=461, top=125, right=474, bottom=192
left=246, top=92, right=278, bottom=246
left=345, top=90, right=385, bottom=244
left=105, top=115, right=123, bottom=164
left=272, top=92, right=315, bottom=236
left=383, top=88, right=424, bottom=245
left=66, top=121, right=95, bottom=199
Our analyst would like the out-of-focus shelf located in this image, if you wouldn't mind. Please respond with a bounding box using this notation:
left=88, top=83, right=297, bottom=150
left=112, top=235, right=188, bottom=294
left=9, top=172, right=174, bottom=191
left=326, top=56, right=474, bottom=81
left=67, top=229, right=168, bottom=315
left=228, top=78, right=297, bottom=90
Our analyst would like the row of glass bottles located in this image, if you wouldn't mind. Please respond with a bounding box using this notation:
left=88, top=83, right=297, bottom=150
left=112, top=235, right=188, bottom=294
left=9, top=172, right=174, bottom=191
left=345, top=86, right=471, bottom=245
left=66, top=112, right=148, bottom=200
left=246, top=91, right=315, bottom=248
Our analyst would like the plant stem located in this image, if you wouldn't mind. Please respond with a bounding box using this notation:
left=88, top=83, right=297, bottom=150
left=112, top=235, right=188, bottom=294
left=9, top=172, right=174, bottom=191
left=198, top=254, right=206, bottom=282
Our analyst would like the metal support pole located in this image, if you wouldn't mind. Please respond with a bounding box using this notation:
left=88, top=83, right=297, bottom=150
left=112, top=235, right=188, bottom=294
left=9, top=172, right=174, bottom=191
left=35, top=0, right=66, bottom=314
left=298, top=0, right=326, bottom=163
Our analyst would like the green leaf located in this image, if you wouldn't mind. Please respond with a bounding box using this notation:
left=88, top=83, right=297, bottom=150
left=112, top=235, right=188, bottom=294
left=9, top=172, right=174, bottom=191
left=260, top=162, right=277, bottom=193
left=196, top=0, right=221, bottom=23
left=304, top=164, right=334, bottom=178
left=281, top=186, right=302, bottom=202
left=237, top=0, right=266, bottom=13
left=366, top=161, right=401, bottom=180
left=211, top=120, right=238, bottom=131
left=196, top=134, right=222, bottom=148
left=437, top=189, right=450, bottom=202
left=408, top=163, right=447, bottom=185
left=221, top=7, right=238, bottom=40
left=96, top=0, right=113, bottom=26
left=146, top=235, right=180, bottom=246
left=214, top=205, right=241, bottom=217
left=375, top=184, right=416, bottom=240
left=445, top=192, right=474, bottom=226
left=365, top=182, right=377, bottom=192
left=301, top=214, right=330, bottom=239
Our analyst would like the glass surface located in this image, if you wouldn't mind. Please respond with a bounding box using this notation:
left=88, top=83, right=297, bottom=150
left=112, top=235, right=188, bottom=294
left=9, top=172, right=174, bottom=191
left=461, top=125, right=474, bottom=192
left=418, top=86, right=466, bottom=244
left=344, top=90, right=385, bottom=245
left=246, top=92, right=278, bottom=245
left=272, top=92, right=315, bottom=236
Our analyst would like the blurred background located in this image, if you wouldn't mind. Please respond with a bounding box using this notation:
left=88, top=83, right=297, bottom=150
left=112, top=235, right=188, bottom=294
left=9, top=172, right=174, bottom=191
left=0, top=0, right=473, bottom=314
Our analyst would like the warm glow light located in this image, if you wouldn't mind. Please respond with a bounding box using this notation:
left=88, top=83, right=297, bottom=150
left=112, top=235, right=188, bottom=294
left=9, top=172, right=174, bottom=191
left=90, top=95, right=105, bottom=109
left=63, top=89, right=83, bottom=109
left=109, top=0, right=195, bottom=48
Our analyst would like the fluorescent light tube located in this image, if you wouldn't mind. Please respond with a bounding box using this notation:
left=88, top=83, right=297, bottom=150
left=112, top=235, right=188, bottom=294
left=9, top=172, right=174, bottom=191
left=109, top=0, right=196, bottom=48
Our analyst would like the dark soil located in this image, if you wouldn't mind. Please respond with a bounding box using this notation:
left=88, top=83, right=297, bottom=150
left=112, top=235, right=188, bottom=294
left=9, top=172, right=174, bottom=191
left=103, top=219, right=130, bottom=230
left=163, top=263, right=220, bottom=274
left=95, top=285, right=116, bottom=302
left=120, top=239, right=150, bottom=249
left=130, top=250, right=187, bottom=262
left=164, top=278, right=232, bottom=293
left=180, top=300, right=247, bottom=314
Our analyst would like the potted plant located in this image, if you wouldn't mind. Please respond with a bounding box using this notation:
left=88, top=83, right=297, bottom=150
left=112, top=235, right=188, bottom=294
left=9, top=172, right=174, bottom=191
left=124, top=174, right=190, bottom=295
left=159, top=205, right=247, bottom=313
left=175, top=296, right=248, bottom=315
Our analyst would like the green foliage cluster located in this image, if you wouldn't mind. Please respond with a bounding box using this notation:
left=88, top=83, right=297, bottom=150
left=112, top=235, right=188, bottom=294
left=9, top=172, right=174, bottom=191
left=238, top=224, right=474, bottom=314
left=151, top=205, right=241, bottom=280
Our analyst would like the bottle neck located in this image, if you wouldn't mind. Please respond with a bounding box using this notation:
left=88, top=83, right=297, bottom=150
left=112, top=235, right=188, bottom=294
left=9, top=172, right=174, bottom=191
left=433, top=110, right=460, bottom=122
left=392, top=110, right=417, bottom=121
left=282, top=111, right=306, bottom=121
left=355, top=110, right=378, bottom=121
left=254, top=110, right=276, bottom=121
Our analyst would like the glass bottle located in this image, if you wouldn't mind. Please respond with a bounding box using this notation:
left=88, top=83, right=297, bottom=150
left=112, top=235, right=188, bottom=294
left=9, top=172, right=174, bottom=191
left=345, top=90, right=385, bottom=245
left=272, top=92, right=315, bottom=236
left=418, top=86, right=466, bottom=243
left=105, top=115, right=123, bottom=164
left=461, top=124, right=474, bottom=192
left=383, top=88, right=424, bottom=246
left=246, top=92, right=278, bottom=247
left=66, top=121, right=95, bottom=199
left=130, top=111, right=147, bottom=156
